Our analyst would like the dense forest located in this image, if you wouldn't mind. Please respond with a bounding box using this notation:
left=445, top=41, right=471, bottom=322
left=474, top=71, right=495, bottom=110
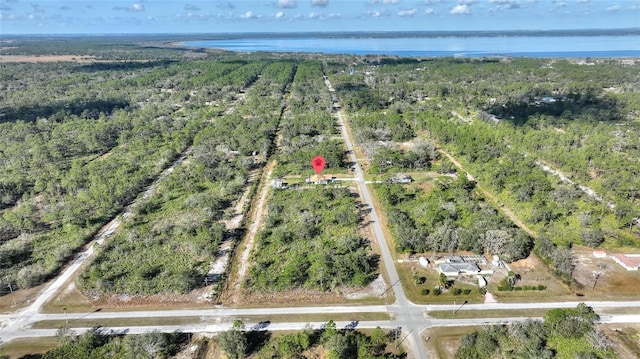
left=376, top=176, right=533, bottom=262
left=327, top=57, right=640, bottom=247
left=455, top=303, right=612, bottom=359
left=326, top=56, right=640, bottom=283
left=26, top=320, right=403, bottom=359
left=218, top=320, right=404, bottom=359
left=77, top=60, right=299, bottom=295
left=2, top=39, right=639, bottom=299
left=25, top=327, right=188, bottom=359
left=246, top=187, right=377, bottom=291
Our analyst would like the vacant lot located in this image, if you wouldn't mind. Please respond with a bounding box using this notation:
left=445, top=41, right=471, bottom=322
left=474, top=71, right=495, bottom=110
left=572, top=245, right=640, bottom=299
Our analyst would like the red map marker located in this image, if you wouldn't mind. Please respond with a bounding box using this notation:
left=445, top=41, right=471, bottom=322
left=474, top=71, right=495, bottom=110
left=311, top=155, right=326, bottom=174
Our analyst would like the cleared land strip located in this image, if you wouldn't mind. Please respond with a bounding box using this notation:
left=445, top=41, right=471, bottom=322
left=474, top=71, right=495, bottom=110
left=227, top=159, right=275, bottom=304
left=26, top=146, right=193, bottom=315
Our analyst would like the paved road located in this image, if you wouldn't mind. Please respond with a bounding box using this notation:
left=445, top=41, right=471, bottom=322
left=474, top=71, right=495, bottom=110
left=327, top=76, right=429, bottom=359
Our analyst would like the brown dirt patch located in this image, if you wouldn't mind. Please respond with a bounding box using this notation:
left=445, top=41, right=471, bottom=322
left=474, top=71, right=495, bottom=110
left=416, top=180, right=435, bottom=193
left=0, top=283, right=46, bottom=314
left=600, top=324, right=640, bottom=359
left=572, top=245, right=640, bottom=299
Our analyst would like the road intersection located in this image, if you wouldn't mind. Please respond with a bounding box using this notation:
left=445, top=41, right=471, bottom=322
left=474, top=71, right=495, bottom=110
left=1, top=77, right=639, bottom=358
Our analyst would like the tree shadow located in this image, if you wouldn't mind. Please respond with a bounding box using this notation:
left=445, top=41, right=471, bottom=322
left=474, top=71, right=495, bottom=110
left=484, top=92, right=621, bottom=126
left=0, top=98, right=130, bottom=123
left=74, top=59, right=175, bottom=72
left=245, top=326, right=272, bottom=355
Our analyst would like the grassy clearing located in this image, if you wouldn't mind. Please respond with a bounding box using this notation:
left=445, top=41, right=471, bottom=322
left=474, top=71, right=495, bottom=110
left=424, top=325, right=482, bottom=359
left=0, top=337, right=59, bottom=359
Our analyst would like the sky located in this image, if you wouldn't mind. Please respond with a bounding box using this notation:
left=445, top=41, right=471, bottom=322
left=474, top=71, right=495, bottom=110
left=0, top=0, right=639, bottom=35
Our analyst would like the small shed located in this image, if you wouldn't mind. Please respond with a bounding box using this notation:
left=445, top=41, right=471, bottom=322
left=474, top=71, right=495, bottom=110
left=593, top=250, right=607, bottom=258
left=418, top=257, right=429, bottom=268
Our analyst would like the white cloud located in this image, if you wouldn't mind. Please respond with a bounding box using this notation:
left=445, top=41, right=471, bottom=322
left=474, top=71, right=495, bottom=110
left=240, top=11, right=255, bottom=19
left=308, top=11, right=320, bottom=18
left=577, top=0, right=589, bottom=3
left=368, top=9, right=382, bottom=16
left=449, top=4, right=470, bottom=14
left=383, top=0, right=401, bottom=4
left=606, top=4, right=620, bottom=11
left=311, top=0, right=328, bottom=7
left=489, top=0, right=520, bottom=10
left=326, top=12, right=342, bottom=18
left=278, top=0, right=297, bottom=8
left=113, top=3, right=145, bottom=12
left=458, top=0, right=477, bottom=4
left=184, top=4, right=200, bottom=11
left=398, top=8, right=417, bottom=16
left=423, top=0, right=441, bottom=4
left=425, top=7, right=435, bottom=14
left=275, top=11, right=284, bottom=18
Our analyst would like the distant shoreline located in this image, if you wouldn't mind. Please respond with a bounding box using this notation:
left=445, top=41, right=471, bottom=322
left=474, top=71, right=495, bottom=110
left=2, top=28, right=640, bottom=41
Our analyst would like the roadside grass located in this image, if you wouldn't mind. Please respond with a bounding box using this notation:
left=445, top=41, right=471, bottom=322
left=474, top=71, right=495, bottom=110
left=428, top=308, right=549, bottom=319
left=0, top=337, right=58, bottom=359
left=427, top=305, right=640, bottom=319
left=32, top=312, right=390, bottom=330
left=424, top=325, right=482, bottom=359
left=42, top=280, right=218, bottom=313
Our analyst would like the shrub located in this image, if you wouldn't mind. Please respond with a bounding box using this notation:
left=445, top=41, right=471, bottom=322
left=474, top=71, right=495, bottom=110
left=433, top=288, right=442, bottom=296
left=421, top=288, right=430, bottom=296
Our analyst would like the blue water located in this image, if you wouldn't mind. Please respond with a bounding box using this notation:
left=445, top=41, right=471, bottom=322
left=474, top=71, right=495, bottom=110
left=184, top=35, right=640, bottom=58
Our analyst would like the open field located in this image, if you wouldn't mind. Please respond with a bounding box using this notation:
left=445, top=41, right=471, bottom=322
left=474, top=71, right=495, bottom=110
left=0, top=55, right=97, bottom=62
left=424, top=325, right=482, bottom=359
left=572, top=245, right=640, bottom=300
left=0, top=337, right=59, bottom=359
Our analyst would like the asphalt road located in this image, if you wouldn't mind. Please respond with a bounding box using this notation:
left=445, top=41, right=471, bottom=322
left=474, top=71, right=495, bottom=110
left=327, top=77, right=430, bottom=358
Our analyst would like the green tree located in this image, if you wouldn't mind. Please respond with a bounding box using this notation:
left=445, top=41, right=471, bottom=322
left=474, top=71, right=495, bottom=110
left=219, top=320, right=247, bottom=359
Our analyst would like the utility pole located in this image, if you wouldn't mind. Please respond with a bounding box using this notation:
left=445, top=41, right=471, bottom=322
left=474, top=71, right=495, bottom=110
left=63, top=307, right=68, bottom=328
